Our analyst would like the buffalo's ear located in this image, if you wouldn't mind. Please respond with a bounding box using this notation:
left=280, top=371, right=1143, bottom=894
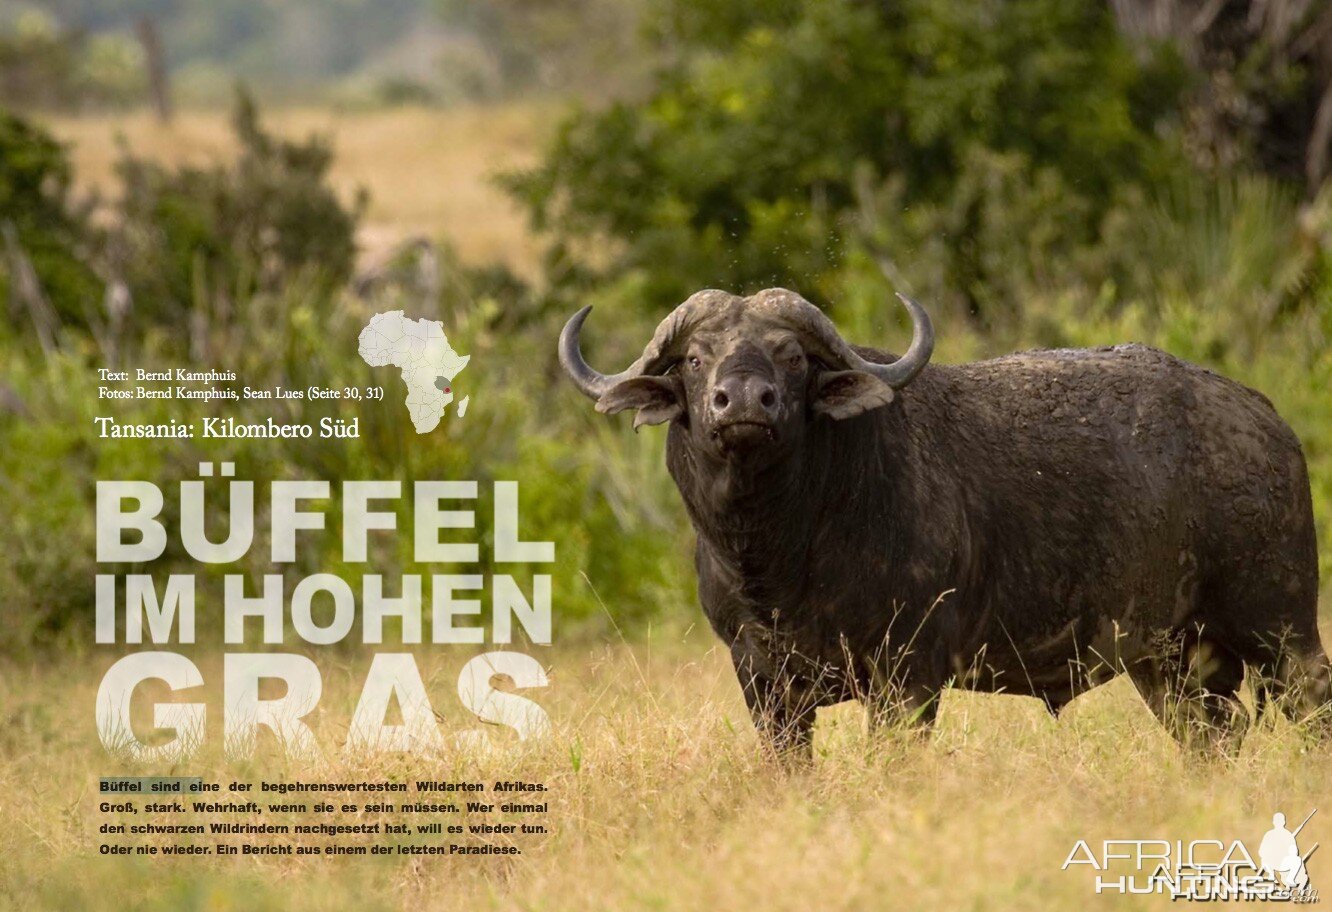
left=596, top=375, right=685, bottom=429
left=812, top=370, right=894, bottom=420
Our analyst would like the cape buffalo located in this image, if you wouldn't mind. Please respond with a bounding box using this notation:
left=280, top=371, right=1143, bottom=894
left=559, top=287, right=1330, bottom=755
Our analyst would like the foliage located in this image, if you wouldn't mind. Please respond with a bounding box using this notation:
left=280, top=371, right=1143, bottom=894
left=0, top=94, right=364, bottom=342
left=504, top=0, right=1192, bottom=323
left=111, top=88, right=365, bottom=330
left=0, top=109, right=101, bottom=324
left=1111, top=0, right=1332, bottom=189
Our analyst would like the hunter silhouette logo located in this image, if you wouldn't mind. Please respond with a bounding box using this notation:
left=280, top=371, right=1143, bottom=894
left=1259, top=811, right=1317, bottom=891
left=1063, top=809, right=1320, bottom=902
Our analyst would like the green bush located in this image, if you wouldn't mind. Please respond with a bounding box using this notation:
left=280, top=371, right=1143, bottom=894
left=2, top=95, right=365, bottom=344
left=503, top=0, right=1189, bottom=322
left=0, top=110, right=102, bottom=327
left=113, top=89, right=365, bottom=331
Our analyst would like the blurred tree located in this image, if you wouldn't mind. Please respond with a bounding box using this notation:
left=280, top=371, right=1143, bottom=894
left=503, top=0, right=1190, bottom=323
left=0, top=10, right=145, bottom=110
left=1111, top=0, right=1332, bottom=191
left=1, top=91, right=366, bottom=342
left=0, top=111, right=101, bottom=330
left=112, top=88, right=365, bottom=329
left=435, top=0, right=648, bottom=97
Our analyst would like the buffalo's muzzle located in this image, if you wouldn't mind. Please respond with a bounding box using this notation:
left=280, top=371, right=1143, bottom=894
left=712, top=421, right=777, bottom=450
left=710, top=374, right=779, bottom=421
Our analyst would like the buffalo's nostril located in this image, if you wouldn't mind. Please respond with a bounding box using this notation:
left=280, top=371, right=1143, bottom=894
left=712, top=390, right=730, bottom=410
left=759, top=388, right=776, bottom=410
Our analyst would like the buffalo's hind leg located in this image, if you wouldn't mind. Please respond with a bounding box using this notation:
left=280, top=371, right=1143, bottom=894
left=865, top=672, right=941, bottom=736
left=1128, top=629, right=1248, bottom=753
left=1252, top=642, right=1332, bottom=736
left=863, top=641, right=943, bottom=741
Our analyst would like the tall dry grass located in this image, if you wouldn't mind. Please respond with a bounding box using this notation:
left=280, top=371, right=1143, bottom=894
left=1, top=627, right=1329, bottom=911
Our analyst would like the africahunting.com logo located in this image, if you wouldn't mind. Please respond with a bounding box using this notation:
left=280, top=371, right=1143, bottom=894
left=1063, top=810, right=1319, bottom=902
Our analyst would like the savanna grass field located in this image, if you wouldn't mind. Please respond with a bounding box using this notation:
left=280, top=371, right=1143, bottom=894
left=4, top=1, right=1332, bottom=909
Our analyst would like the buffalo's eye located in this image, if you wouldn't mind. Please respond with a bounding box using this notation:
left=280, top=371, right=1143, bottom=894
left=688, top=356, right=701, bottom=370
left=786, top=352, right=804, bottom=370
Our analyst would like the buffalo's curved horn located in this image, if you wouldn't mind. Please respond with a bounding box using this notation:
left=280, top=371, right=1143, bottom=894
left=558, top=306, right=617, bottom=400
left=558, top=291, right=721, bottom=401
left=752, top=289, right=933, bottom=389
left=864, top=293, right=933, bottom=388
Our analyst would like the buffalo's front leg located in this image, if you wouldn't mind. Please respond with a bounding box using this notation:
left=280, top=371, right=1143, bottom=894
left=730, top=645, right=818, bottom=759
